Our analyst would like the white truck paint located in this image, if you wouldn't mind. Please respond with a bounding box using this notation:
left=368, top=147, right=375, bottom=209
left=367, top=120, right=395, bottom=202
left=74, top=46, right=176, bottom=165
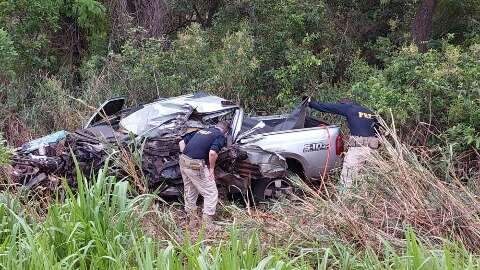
left=232, top=112, right=343, bottom=180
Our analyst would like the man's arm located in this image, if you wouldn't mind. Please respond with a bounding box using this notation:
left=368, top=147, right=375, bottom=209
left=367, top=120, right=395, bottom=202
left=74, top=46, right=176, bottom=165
left=208, top=150, right=218, bottom=178
left=207, top=135, right=226, bottom=179
left=309, top=101, right=350, bottom=116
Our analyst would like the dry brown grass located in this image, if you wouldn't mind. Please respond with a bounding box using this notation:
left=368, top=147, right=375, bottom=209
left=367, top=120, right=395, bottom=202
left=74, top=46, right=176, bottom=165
left=319, top=121, right=480, bottom=251
left=1, top=113, right=34, bottom=147
left=223, top=120, right=480, bottom=253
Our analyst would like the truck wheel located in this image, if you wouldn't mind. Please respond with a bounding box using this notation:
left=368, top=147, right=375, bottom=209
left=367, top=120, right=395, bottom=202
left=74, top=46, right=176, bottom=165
left=252, top=178, right=293, bottom=201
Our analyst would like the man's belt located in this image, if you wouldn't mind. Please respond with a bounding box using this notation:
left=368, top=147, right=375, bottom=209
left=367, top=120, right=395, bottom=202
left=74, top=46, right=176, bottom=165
left=180, top=154, right=205, bottom=170
left=348, top=136, right=379, bottom=149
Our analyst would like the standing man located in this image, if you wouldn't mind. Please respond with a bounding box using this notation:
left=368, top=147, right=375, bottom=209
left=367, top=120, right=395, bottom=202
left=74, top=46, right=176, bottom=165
left=178, top=121, right=229, bottom=231
left=308, top=98, right=379, bottom=188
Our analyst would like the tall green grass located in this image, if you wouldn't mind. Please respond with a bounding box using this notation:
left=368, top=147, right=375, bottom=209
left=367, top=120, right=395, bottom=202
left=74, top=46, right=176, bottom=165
left=0, top=163, right=479, bottom=269
left=0, top=161, right=154, bottom=269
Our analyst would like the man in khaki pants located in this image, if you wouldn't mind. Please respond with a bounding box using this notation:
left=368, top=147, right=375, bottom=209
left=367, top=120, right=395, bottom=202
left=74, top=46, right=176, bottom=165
left=178, top=121, right=229, bottom=231
left=308, top=98, right=379, bottom=188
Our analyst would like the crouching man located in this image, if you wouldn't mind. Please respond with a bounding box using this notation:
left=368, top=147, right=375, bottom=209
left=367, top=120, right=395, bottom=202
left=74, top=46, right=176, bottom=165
left=178, top=121, right=229, bottom=231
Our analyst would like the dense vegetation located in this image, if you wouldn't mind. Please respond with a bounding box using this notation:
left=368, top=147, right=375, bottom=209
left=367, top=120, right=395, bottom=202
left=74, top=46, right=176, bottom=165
left=1, top=0, right=480, bottom=268
left=1, top=1, right=479, bottom=149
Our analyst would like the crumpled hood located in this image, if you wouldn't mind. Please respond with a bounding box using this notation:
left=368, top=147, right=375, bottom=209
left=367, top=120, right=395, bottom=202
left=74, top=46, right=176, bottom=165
left=120, top=93, right=238, bottom=135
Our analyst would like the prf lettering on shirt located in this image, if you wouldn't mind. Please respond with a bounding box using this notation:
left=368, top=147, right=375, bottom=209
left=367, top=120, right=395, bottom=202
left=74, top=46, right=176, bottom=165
left=358, top=112, right=373, bottom=119
left=199, top=130, right=212, bottom=135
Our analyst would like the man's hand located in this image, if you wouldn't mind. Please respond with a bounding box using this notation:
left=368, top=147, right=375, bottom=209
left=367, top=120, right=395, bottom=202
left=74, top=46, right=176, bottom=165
left=208, top=167, right=215, bottom=181
left=302, top=96, right=311, bottom=103
left=179, top=140, right=186, bottom=153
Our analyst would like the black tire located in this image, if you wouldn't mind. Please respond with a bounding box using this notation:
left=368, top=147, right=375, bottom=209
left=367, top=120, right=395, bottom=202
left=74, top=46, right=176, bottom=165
left=251, top=178, right=294, bottom=202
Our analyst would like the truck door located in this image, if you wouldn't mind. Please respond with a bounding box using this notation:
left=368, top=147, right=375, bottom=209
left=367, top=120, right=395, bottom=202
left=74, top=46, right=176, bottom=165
left=84, top=97, right=125, bottom=128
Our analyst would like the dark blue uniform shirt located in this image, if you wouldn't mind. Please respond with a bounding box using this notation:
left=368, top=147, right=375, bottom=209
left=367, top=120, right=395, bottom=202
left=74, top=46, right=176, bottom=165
left=182, top=127, right=226, bottom=162
left=309, top=101, right=378, bottom=137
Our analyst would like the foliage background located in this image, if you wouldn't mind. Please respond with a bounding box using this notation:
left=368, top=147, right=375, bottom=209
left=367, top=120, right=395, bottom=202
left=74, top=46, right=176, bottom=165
left=1, top=1, right=480, bottom=266
left=0, top=0, right=479, bottom=176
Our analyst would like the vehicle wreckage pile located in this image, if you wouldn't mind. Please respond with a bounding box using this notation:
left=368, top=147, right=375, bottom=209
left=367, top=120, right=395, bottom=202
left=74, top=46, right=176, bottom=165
left=8, top=94, right=284, bottom=198
left=10, top=121, right=255, bottom=197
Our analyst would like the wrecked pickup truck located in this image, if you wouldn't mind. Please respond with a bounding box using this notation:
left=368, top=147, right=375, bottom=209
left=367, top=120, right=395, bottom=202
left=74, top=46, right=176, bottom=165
left=10, top=93, right=343, bottom=200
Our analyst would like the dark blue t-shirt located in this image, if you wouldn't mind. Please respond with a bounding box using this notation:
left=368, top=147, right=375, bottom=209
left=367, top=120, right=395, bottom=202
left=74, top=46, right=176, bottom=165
left=309, top=101, right=378, bottom=137
left=182, top=127, right=226, bottom=162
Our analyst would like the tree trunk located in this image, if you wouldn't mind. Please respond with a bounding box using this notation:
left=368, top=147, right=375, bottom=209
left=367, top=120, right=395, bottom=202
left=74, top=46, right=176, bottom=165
left=412, top=0, right=437, bottom=53
left=205, top=0, right=220, bottom=27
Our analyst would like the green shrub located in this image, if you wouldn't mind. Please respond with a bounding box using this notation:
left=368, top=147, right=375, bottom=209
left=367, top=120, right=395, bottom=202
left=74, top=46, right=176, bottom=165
left=349, top=41, right=480, bottom=151
left=0, top=0, right=108, bottom=72
left=0, top=28, right=18, bottom=80
left=210, top=24, right=259, bottom=108
left=103, top=23, right=260, bottom=107
left=274, top=42, right=333, bottom=108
